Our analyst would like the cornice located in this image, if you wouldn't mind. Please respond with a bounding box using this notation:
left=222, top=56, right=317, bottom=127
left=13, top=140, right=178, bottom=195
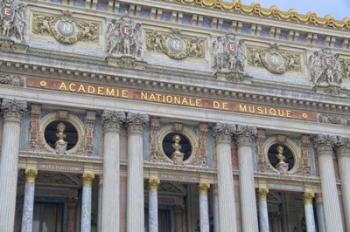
left=173, top=0, right=350, bottom=31
left=2, top=51, right=350, bottom=117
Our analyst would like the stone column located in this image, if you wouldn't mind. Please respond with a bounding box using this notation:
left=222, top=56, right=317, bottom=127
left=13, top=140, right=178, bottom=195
left=148, top=176, right=160, bottom=232
left=214, top=123, right=237, bottom=232
left=126, top=113, right=148, bottom=232
left=314, top=135, right=344, bottom=232
left=304, top=191, right=316, bottom=232
left=21, top=168, right=38, bottom=232
left=199, top=182, right=210, bottom=232
left=81, top=172, right=95, bottom=232
left=315, top=194, right=326, bottom=232
left=236, top=125, right=259, bottom=232
left=258, top=187, right=270, bottom=232
left=336, top=137, right=350, bottom=231
left=0, top=99, right=26, bottom=231
left=101, top=111, right=125, bottom=232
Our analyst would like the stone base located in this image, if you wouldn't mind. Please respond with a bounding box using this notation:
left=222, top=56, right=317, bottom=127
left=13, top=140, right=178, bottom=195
left=0, top=38, right=28, bottom=53
left=216, top=71, right=251, bottom=83
left=106, top=56, right=146, bottom=70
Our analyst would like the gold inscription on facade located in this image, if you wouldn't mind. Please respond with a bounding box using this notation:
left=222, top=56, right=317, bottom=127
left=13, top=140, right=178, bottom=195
left=58, top=82, right=129, bottom=98
left=27, top=78, right=317, bottom=121
left=239, top=104, right=292, bottom=118
left=140, top=92, right=202, bottom=107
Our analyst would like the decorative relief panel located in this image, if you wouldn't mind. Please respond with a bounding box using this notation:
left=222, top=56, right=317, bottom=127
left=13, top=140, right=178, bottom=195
left=32, top=11, right=99, bottom=45
left=246, top=44, right=302, bottom=74
left=146, top=29, right=205, bottom=60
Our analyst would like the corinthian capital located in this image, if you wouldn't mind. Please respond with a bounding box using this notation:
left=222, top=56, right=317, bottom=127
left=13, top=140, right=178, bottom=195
left=127, top=112, right=149, bottom=134
left=335, top=136, right=350, bottom=157
left=313, top=135, right=337, bottom=154
left=214, top=123, right=234, bottom=144
left=235, top=125, right=257, bottom=146
left=1, top=99, right=26, bottom=122
left=102, top=111, right=125, bottom=133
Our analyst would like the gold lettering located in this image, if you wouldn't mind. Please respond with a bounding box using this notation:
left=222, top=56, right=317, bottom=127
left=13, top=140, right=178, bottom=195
left=182, top=98, right=189, bottom=105
left=174, top=96, right=181, bottom=105
left=59, top=82, right=67, bottom=91
left=196, top=99, right=202, bottom=107
left=286, top=110, right=292, bottom=118
left=149, top=93, right=156, bottom=101
left=122, top=90, right=129, bottom=98
left=68, top=83, right=76, bottom=91
left=106, top=88, right=115, bottom=96
left=269, top=108, right=277, bottom=116
left=141, top=92, right=148, bottom=100
left=97, top=86, right=104, bottom=95
left=248, top=105, right=255, bottom=113
left=87, top=86, right=95, bottom=94
left=213, top=101, right=220, bottom=109
left=239, top=104, right=247, bottom=112
left=77, top=85, right=86, bottom=93
left=256, top=106, right=263, bottom=114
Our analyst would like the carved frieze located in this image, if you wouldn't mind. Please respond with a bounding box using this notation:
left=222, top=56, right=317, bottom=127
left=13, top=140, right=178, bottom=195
left=309, top=48, right=345, bottom=88
left=32, top=11, right=99, bottom=45
left=0, top=0, right=26, bottom=42
left=247, top=44, right=302, bottom=74
left=212, top=34, right=246, bottom=81
left=146, top=29, right=205, bottom=60
left=106, top=17, right=144, bottom=59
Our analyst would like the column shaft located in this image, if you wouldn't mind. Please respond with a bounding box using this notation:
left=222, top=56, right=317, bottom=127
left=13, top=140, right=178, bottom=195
left=101, top=111, right=124, bottom=232
left=81, top=172, right=95, bottom=232
left=315, top=136, right=344, bottom=232
left=21, top=169, right=38, bottom=232
left=148, top=177, right=160, bottom=232
left=0, top=99, right=26, bottom=231
left=236, top=126, right=259, bottom=232
left=336, top=141, right=350, bottom=231
left=258, top=187, right=270, bottom=232
left=199, top=182, right=210, bottom=232
left=127, top=113, right=148, bottom=232
left=315, top=195, right=326, bottom=232
left=304, top=192, right=316, bottom=232
left=215, top=124, right=237, bottom=232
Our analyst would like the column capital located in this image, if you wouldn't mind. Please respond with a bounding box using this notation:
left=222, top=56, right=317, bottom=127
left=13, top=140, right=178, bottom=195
left=1, top=99, right=27, bottom=123
left=25, top=168, right=38, bottom=183
left=304, top=191, right=315, bottom=205
left=259, top=187, right=269, bottom=201
left=148, top=176, right=160, bottom=192
left=235, top=125, right=257, bottom=146
left=214, top=123, right=234, bottom=144
left=102, top=110, right=125, bottom=133
left=127, top=112, right=149, bottom=134
left=335, top=136, right=350, bottom=157
left=82, top=171, right=95, bottom=187
left=313, top=135, right=337, bottom=155
left=199, top=182, right=210, bottom=196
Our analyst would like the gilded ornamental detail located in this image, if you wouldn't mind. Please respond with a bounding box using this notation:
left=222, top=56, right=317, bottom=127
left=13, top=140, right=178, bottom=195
left=145, top=30, right=205, bottom=60
left=246, top=44, right=302, bottom=74
left=32, top=11, right=99, bottom=45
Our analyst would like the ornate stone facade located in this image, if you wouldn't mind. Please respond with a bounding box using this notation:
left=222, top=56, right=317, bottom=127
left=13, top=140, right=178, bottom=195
left=0, top=0, right=26, bottom=42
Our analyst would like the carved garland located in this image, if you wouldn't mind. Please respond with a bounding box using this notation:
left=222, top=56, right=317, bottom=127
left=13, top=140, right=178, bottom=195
left=145, top=30, right=205, bottom=60
left=32, top=12, right=99, bottom=45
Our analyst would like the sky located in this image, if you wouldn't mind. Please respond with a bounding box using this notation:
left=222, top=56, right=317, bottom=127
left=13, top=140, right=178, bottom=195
left=229, top=0, right=350, bottom=20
